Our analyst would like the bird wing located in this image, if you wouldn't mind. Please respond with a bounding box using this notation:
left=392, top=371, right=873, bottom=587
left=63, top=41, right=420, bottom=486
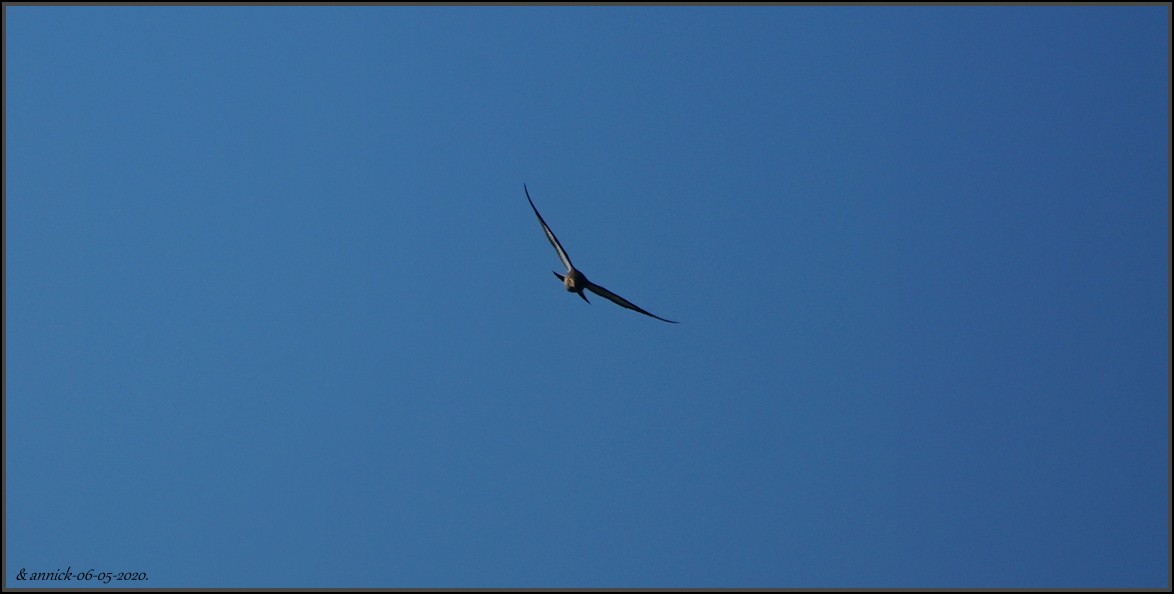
left=525, top=184, right=574, bottom=273
left=584, top=279, right=678, bottom=323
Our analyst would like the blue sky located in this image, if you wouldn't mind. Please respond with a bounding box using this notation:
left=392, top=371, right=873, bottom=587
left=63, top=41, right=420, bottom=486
left=5, top=5, right=1169, bottom=589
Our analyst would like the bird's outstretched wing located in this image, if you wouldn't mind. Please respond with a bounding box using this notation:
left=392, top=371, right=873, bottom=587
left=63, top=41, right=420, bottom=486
left=525, top=184, right=573, bottom=273
left=585, top=280, right=678, bottom=324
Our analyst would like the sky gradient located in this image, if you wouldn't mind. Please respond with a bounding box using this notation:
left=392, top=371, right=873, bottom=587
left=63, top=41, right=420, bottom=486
left=5, top=5, right=1170, bottom=588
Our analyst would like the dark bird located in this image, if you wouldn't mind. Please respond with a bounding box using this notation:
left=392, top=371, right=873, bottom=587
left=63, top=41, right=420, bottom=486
left=525, top=184, right=678, bottom=324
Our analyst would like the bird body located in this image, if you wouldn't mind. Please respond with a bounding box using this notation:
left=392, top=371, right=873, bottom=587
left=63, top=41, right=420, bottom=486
left=554, top=269, right=591, bottom=302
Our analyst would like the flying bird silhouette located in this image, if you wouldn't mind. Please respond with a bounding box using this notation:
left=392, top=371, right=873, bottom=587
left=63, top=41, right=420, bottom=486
left=525, top=184, right=678, bottom=324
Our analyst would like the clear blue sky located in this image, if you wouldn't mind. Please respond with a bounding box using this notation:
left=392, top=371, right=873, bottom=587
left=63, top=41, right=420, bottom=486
left=5, top=5, right=1169, bottom=589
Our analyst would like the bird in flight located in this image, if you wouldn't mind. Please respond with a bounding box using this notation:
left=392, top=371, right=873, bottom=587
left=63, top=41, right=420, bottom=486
left=525, top=184, right=678, bottom=324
